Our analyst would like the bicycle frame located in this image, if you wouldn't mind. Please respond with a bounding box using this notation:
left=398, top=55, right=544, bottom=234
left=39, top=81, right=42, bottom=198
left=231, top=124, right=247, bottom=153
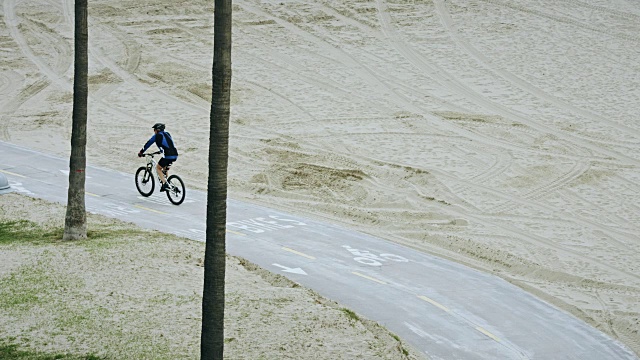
left=145, top=152, right=169, bottom=183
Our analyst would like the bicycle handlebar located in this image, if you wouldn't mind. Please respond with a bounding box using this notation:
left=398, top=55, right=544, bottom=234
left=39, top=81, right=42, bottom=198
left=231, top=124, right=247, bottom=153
left=143, top=151, right=162, bottom=156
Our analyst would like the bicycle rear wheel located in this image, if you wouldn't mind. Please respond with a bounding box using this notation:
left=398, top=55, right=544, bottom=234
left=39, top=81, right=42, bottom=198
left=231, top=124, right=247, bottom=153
left=135, top=167, right=155, bottom=196
left=166, top=174, right=185, bottom=205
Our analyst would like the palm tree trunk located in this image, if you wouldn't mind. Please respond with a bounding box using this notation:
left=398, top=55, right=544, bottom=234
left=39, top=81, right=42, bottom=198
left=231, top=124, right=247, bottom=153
left=63, top=0, right=88, bottom=240
left=201, top=0, right=232, bottom=358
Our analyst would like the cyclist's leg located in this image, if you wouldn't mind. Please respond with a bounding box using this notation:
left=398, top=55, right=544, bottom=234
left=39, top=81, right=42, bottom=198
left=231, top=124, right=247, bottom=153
left=157, top=158, right=175, bottom=188
left=156, top=163, right=167, bottom=184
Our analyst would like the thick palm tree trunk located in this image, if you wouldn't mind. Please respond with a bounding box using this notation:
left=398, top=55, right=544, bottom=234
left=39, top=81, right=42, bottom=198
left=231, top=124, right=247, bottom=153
left=63, top=0, right=88, bottom=240
left=201, top=0, right=232, bottom=358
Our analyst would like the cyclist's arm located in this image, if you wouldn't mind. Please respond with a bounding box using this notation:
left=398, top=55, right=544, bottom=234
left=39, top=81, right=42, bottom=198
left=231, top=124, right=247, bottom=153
left=141, top=134, right=157, bottom=152
left=155, top=133, right=165, bottom=152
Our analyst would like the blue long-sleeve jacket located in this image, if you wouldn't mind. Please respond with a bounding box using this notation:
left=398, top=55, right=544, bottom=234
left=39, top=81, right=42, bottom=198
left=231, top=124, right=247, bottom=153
left=142, top=131, right=178, bottom=160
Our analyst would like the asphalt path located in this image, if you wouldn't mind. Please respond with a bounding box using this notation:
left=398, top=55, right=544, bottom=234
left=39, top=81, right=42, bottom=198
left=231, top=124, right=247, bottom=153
left=1, top=141, right=637, bottom=360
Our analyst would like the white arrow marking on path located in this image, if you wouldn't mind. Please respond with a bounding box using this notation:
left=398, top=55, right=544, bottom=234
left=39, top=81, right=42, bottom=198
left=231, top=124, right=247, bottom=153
left=272, top=264, right=307, bottom=275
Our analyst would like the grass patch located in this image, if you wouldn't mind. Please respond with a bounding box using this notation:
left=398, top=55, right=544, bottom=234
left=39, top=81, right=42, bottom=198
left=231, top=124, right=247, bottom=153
left=390, top=333, right=410, bottom=356
left=0, top=339, right=104, bottom=359
left=0, top=217, right=191, bottom=359
left=0, top=220, right=62, bottom=244
left=0, top=219, right=151, bottom=248
left=0, top=256, right=82, bottom=309
left=341, top=308, right=360, bottom=322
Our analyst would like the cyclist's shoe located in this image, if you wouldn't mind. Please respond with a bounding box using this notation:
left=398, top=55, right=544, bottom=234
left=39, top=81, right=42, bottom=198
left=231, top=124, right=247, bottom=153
left=160, top=182, right=168, bottom=192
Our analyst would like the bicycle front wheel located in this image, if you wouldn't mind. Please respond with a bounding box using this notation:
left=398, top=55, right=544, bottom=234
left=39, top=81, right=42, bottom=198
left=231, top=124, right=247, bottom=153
left=166, top=174, right=185, bottom=205
left=135, top=167, right=155, bottom=196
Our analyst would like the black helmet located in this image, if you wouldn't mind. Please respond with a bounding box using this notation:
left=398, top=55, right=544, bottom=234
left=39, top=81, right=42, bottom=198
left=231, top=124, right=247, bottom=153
left=152, top=123, right=165, bottom=131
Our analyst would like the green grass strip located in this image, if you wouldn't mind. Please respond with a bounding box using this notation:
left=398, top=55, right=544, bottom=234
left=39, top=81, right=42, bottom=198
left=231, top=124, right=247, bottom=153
left=0, top=220, right=62, bottom=244
left=0, top=339, right=104, bottom=359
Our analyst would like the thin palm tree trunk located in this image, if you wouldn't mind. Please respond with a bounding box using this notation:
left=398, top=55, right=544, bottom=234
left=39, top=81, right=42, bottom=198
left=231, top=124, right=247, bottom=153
left=201, top=0, right=232, bottom=358
left=63, top=0, right=88, bottom=240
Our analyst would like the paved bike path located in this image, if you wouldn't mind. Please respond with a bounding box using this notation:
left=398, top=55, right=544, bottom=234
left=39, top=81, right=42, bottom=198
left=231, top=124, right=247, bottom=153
left=1, top=141, right=637, bottom=360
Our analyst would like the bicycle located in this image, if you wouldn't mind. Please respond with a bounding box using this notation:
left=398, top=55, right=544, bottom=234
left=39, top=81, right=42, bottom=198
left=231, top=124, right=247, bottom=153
left=135, top=151, right=186, bottom=205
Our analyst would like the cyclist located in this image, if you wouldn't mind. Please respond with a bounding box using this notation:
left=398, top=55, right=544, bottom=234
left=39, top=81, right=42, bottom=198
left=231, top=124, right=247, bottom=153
left=138, top=123, right=179, bottom=192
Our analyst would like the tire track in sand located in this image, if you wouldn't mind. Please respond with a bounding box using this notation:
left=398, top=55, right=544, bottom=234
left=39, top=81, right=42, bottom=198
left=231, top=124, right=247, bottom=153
left=57, top=0, right=204, bottom=122
left=3, top=0, right=69, bottom=90
left=240, top=0, right=622, bottom=169
left=480, top=0, right=640, bottom=43
left=432, top=0, right=640, bottom=147
left=375, top=0, right=640, bottom=167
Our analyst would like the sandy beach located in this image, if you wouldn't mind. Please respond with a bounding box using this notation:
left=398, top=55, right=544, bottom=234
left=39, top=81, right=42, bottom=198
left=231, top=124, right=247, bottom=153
left=1, top=0, right=639, bottom=356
